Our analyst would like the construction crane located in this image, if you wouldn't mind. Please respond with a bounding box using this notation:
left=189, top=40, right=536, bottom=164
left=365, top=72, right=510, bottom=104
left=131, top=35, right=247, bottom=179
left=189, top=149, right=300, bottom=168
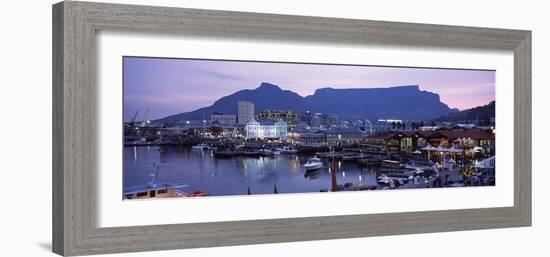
left=130, top=109, right=139, bottom=127
left=364, top=119, right=373, bottom=135
left=141, top=107, right=149, bottom=127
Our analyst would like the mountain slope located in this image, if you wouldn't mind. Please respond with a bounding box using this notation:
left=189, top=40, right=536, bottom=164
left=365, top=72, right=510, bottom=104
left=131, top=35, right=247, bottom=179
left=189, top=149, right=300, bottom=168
left=157, top=82, right=309, bottom=123
left=435, top=101, right=495, bottom=123
left=155, top=82, right=455, bottom=123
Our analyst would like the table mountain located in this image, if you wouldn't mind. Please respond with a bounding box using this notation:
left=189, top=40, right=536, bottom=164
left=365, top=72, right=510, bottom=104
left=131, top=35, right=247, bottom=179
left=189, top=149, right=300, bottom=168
left=155, top=82, right=455, bottom=123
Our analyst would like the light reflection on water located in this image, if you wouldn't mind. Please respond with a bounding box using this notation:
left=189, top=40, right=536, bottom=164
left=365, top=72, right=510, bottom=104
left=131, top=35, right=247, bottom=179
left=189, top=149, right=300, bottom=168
left=123, top=145, right=380, bottom=196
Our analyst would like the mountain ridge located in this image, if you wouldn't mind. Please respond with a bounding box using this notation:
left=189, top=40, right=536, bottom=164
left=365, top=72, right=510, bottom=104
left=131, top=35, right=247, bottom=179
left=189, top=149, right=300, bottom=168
left=435, top=100, right=495, bottom=123
left=155, top=82, right=456, bottom=123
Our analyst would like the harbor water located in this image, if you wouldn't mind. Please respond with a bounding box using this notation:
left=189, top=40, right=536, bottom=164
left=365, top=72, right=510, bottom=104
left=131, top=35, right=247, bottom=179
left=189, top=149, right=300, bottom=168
left=124, top=145, right=385, bottom=196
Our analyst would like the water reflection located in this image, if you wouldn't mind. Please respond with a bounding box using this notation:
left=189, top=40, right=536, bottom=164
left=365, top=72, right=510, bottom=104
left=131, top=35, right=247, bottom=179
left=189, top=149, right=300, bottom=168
left=124, top=145, right=380, bottom=196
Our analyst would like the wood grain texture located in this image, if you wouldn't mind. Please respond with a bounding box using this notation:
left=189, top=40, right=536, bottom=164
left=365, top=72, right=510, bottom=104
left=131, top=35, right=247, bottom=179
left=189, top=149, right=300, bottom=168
left=52, top=1, right=532, bottom=256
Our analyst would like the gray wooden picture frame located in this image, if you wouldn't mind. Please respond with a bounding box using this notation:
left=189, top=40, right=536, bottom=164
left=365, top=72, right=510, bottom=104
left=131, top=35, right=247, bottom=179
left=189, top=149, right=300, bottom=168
left=52, top=1, right=531, bottom=256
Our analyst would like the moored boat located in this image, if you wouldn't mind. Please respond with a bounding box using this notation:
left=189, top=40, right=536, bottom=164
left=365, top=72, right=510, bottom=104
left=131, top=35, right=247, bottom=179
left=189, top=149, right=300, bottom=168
left=379, top=160, right=404, bottom=173
left=276, top=146, right=298, bottom=154
left=357, top=156, right=384, bottom=166
left=124, top=162, right=190, bottom=199
left=213, top=147, right=237, bottom=157
left=304, top=157, right=323, bottom=171
left=192, top=143, right=211, bottom=151
left=242, top=150, right=262, bottom=157
left=258, top=148, right=274, bottom=156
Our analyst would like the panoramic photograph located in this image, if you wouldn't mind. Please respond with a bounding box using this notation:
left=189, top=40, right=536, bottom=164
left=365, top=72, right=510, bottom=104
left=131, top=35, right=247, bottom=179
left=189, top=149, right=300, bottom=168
left=122, top=57, right=496, bottom=200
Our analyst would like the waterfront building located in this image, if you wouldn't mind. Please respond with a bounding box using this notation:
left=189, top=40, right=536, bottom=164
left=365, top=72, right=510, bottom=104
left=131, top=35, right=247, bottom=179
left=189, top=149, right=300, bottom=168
left=210, top=112, right=236, bottom=125
left=302, top=111, right=312, bottom=126
left=363, top=133, right=401, bottom=152
left=310, top=115, right=321, bottom=128
left=362, top=120, right=393, bottom=135
left=256, top=110, right=299, bottom=129
left=366, top=129, right=495, bottom=154
left=325, top=127, right=365, bottom=147
left=433, top=130, right=495, bottom=155
left=298, top=131, right=327, bottom=148
left=327, top=115, right=339, bottom=127
left=238, top=101, right=255, bottom=125
left=394, top=131, right=436, bottom=152
left=287, top=122, right=310, bottom=140
left=245, top=119, right=288, bottom=139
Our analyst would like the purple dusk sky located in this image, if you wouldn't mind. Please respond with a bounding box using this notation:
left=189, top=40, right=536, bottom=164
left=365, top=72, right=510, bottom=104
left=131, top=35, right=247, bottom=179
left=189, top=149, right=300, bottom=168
left=123, top=57, right=495, bottom=121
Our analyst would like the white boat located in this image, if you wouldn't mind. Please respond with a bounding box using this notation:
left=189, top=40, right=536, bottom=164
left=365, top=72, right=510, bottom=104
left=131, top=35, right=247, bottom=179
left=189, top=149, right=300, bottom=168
left=304, top=157, right=323, bottom=171
left=276, top=146, right=298, bottom=154
left=379, top=160, right=404, bottom=173
left=258, top=148, right=274, bottom=156
left=192, top=143, right=211, bottom=151
left=124, top=163, right=190, bottom=199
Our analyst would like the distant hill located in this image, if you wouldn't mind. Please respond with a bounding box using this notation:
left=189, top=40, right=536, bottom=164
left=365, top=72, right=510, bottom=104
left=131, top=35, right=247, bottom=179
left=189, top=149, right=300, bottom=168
left=155, top=82, right=455, bottom=123
left=435, top=101, right=495, bottom=123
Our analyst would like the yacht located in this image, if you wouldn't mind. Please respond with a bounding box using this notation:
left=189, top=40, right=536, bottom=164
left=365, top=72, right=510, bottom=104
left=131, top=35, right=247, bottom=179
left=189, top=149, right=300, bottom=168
left=258, top=148, right=274, bottom=156
left=304, top=157, right=323, bottom=171
left=404, top=157, right=434, bottom=170
left=124, top=182, right=190, bottom=199
left=192, top=143, right=211, bottom=151
left=379, top=160, right=404, bottom=173
left=276, top=146, right=298, bottom=154
left=123, top=163, right=191, bottom=199
left=213, top=147, right=237, bottom=157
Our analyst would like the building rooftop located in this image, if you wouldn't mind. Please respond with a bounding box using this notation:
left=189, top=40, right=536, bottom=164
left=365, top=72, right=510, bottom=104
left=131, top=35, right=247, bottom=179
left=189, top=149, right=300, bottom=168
left=256, top=119, right=286, bottom=126
left=368, top=129, right=494, bottom=140
left=436, top=130, right=495, bottom=140
left=326, top=126, right=364, bottom=134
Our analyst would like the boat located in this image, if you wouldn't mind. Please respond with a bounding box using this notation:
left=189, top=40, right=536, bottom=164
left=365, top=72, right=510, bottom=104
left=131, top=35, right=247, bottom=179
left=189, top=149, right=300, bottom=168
left=258, top=148, right=274, bottom=156
left=379, top=160, right=404, bottom=173
left=191, top=191, right=208, bottom=197
left=377, top=173, right=409, bottom=184
left=377, top=174, right=400, bottom=188
left=404, top=157, right=434, bottom=170
left=377, top=174, right=393, bottom=184
left=316, top=151, right=355, bottom=159
left=304, top=157, right=323, bottom=171
left=213, top=147, right=237, bottom=157
left=276, top=146, right=298, bottom=154
left=192, top=143, right=211, bottom=151
left=242, top=150, right=262, bottom=157
left=341, top=153, right=364, bottom=161
left=357, top=154, right=386, bottom=166
left=123, top=163, right=190, bottom=199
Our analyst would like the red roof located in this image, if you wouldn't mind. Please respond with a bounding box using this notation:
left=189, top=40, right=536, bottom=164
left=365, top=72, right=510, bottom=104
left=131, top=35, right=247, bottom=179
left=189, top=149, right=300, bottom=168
left=396, top=131, right=436, bottom=138
left=370, top=130, right=494, bottom=140
left=435, top=130, right=495, bottom=140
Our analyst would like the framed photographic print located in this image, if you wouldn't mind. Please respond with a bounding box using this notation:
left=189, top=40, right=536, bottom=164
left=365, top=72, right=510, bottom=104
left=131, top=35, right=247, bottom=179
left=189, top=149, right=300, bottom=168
left=52, top=1, right=531, bottom=256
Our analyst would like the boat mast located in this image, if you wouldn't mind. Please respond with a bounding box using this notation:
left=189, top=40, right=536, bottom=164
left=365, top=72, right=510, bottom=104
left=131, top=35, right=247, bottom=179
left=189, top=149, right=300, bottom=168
left=331, top=147, right=338, bottom=192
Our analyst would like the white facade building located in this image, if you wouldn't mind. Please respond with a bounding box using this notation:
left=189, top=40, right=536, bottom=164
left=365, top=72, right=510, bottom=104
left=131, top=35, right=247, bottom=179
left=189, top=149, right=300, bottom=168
left=238, top=101, right=255, bottom=125
left=245, top=119, right=287, bottom=139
